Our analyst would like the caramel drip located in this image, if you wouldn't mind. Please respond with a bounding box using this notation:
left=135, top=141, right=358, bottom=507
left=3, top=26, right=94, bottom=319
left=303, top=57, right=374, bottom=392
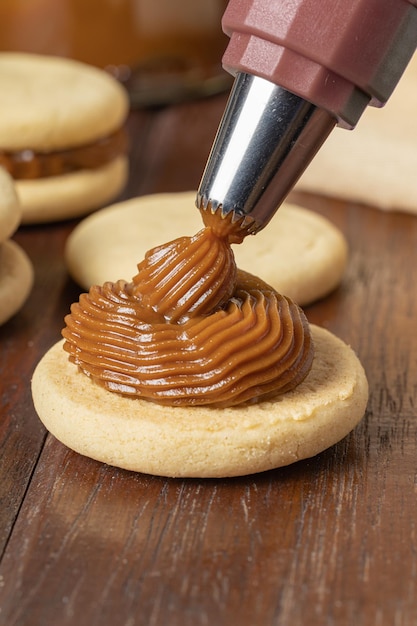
left=62, top=218, right=314, bottom=408
left=0, top=127, right=128, bottom=179
left=131, top=227, right=237, bottom=323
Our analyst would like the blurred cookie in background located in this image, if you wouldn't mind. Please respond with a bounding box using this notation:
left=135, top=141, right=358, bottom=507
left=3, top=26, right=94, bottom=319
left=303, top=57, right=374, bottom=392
left=0, top=53, right=129, bottom=224
left=0, top=167, right=33, bottom=325
left=65, top=191, right=348, bottom=307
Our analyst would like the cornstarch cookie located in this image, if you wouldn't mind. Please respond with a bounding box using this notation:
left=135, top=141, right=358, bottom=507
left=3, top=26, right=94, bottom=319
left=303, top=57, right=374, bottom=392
left=0, top=240, right=34, bottom=325
left=296, top=53, right=417, bottom=214
left=65, top=191, right=348, bottom=306
left=31, top=326, right=368, bottom=478
left=0, top=166, right=21, bottom=240
left=34, top=207, right=367, bottom=477
left=0, top=168, right=33, bottom=325
left=0, top=53, right=129, bottom=224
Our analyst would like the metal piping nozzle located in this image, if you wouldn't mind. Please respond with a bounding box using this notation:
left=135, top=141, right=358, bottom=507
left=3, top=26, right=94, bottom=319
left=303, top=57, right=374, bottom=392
left=197, top=72, right=336, bottom=233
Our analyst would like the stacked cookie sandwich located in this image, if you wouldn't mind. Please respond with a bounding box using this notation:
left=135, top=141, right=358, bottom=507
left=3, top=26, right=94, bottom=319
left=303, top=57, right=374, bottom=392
left=0, top=167, right=33, bottom=325
left=0, top=53, right=129, bottom=224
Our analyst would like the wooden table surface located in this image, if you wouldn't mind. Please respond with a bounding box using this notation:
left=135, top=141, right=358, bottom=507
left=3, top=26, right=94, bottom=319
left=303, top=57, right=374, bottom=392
left=1, top=92, right=417, bottom=626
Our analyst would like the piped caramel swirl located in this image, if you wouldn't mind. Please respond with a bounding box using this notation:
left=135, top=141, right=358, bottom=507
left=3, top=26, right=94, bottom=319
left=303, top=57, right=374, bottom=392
left=62, top=212, right=314, bottom=407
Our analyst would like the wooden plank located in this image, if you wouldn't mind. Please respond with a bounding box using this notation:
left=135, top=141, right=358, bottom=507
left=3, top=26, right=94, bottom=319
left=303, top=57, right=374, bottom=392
left=0, top=222, right=76, bottom=554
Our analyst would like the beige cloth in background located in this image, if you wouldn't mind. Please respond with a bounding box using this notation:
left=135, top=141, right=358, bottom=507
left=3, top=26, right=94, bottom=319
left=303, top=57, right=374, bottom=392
left=296, top=54, right=417, bottom=213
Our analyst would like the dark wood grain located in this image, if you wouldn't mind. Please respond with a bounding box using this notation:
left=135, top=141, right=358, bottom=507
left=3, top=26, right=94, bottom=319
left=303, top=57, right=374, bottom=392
left=1, top=94, right=416, bottom=626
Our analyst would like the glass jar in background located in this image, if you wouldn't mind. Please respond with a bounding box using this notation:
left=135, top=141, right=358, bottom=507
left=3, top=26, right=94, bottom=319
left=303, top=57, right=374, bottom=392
left=0, top=0, right=231, bottom=106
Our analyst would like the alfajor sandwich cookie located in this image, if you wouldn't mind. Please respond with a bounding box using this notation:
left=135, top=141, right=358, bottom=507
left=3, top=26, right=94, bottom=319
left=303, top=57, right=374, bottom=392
left=0, top=167, right=33, bottom=325
left=0, top=53, right=129, bottom=224
left=32, top=200, right=367, bottom=478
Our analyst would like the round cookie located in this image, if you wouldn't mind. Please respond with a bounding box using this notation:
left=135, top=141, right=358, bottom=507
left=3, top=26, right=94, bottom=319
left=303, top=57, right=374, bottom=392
left=0, top=167, right=33, bottom=325
left=0, top=166, right=21, bottom=241
left=0, top=52, right=129, bottom=224
left=17, top=158, right=127, bottom=224
left=65, top=191, right=348, bottom=306
left=31, top=325, right=368, bottom=478
left=0, top=239, right=33, bottom=325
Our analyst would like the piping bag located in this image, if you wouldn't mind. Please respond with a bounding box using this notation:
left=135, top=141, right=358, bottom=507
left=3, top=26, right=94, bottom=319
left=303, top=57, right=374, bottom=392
left=196, top=0, right=417, bottom=233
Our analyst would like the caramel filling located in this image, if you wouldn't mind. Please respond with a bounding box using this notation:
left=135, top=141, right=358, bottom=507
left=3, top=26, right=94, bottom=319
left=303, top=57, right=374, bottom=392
left=0, top=127, right=128, bottom=179
left=62, top=209, right=314, bottom=408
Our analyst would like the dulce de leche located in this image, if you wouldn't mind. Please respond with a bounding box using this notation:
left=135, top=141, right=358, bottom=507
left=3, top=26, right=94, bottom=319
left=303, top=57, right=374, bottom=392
left=62, top=208, right=314, bottom=408
left=0, top=128, right=127, bottom=180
